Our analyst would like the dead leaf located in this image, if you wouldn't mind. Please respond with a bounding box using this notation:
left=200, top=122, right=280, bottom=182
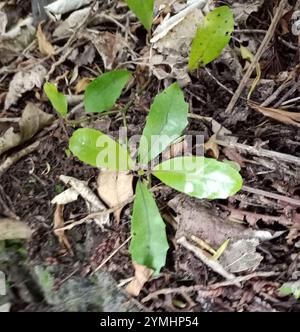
left=37, top=23, right=55, bottom=56
left=248, top=101, right=300, bottom=128
left=0, top=218, right=31, bottom=240
left=162, top=139, right=189, bottom=161
left=83, top=31, right=123, bottom=70
left=59, top=175, right=109, bottom=227
left=97, top=170, right=133, bottom=223
left=204, top=134, right=219, bottom=159
left=53, top=204, right=73, bottom=253
left=125, top=263, right=153, bottom=297
left=220, top=239, right=263, bottom=273
left=53, top=7, right=90, bottom=38
left=45, top=0, right=93, bottom=17
left=5, top=65, right=47, bottom=110
left=51, top=188, right=79, bottom=205
left=0, top=103, right=54, bottom=156
left=75, top=77, right=92, bottom=94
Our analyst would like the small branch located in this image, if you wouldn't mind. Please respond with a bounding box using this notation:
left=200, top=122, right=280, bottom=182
left=91, top=236, right=132, bottom=275
left=225, top=0, right=288, bottom=113
left=242, top=186, right=300, bottom=207
left=216, top=138, right=300, bottom=167
left=0, top=141, right=40, bottom=176
left=177, top=237, right=239, bottom=286
left=141, top=271, right=278, bottom=303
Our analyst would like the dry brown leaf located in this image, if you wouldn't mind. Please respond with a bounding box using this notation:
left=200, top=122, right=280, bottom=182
left=75, top=77, right=92, bottom=94
left=162, top=139, right=189, bottom=161
left=5, top=65, right=47, bottom=110
left=83, top=31, right=123, bottom=70
left=59, top=175, right=109, bottom=227
left=0, top=218, right=31, bottom=240
left=249, top=101, right=300, bottom=127
left=220, top=239, right=263, bottom=273
left=0, top=103, right=54, bottom=156
left=125, top=263, right=153, bottom=297
left=53, top=204, right=73, bottom=253
left=37, top=23, right=55, bottom=56
left=204, top=134, right=219, bottom=159
left=97, top=170, right=133, bottom=223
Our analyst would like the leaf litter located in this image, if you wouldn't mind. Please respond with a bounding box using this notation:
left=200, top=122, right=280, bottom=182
left=1, top=0, right=300, bottom=312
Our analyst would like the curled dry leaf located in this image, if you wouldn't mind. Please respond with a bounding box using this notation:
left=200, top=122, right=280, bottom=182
left=5, top=65, right=47, bottom=110
left=53, top=204, right=73, bottom=253
left=75, top=77, right=93, bottom=94
left=0, top=218, right=31, bottom=241
left=45, top=0, right=93, bottom=16
left=204, top=134, right=219, bottom=159
left=97, top=170, right=133, bottom=224
left=37, top=23, right=55, bottom=56
left=59, top=175, right=109, bottom=227
left=220, top=239, right=263, bottom=273
left=125, top=263, right=153, bottom=297
left=51, top=188, right=79, bottom=205
left=0, top=103, right=54, bottom=156
left=248, top=101, right=300, bottom=128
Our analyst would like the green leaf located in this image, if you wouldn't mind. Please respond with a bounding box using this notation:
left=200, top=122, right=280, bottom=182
left=138, top=82, right=188, bottom=165
left=84, top=70, right=132, bottom=113
left=129, top=180, right=169, bottom=274
left=44, top=83, right=68, bottom=117
left=69, top=128, right=134, bottom=171
left=279, top=281, right=300, bottom=300
left=126, top=0, right=154, bottom=30
left=153, top=156, right=243, bottom=199
left=189, top=6, right=234, bottom=70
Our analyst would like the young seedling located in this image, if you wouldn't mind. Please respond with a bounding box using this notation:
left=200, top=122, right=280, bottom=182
left=60, top=74, right=243, bottom=274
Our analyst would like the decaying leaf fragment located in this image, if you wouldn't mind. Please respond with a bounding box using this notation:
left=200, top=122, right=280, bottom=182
left=0, top=103, right=54, bottom=156
left=97, top=170, right=133, bottom=224
left=248, top=101, right=300, bottom=128
left=59, top=175, right=109, bottom=227
left=5, top=65, right=47, bottom=110
left=125, top=263, right=153, bottom=297
left=37, top=23, right=55, bottom=56
left=220, top=239, right=263, bottom=273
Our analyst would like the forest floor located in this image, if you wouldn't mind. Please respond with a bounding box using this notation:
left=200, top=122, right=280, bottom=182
left=1, top=0, right=300, bottom=312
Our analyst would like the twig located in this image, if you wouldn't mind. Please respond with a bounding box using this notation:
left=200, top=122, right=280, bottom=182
left=91, top=236, right=132, bottom=275
left=141, top=271, right=278, bottom=303
left=242, top=186, right=300, bottom=207
left=177, top=237, right=239, bottom=286
left=225, top=0, right=288, bottom=113
left=0, top=141, right=40, bottom=176
left=216, top=137, right=300, bottom=167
